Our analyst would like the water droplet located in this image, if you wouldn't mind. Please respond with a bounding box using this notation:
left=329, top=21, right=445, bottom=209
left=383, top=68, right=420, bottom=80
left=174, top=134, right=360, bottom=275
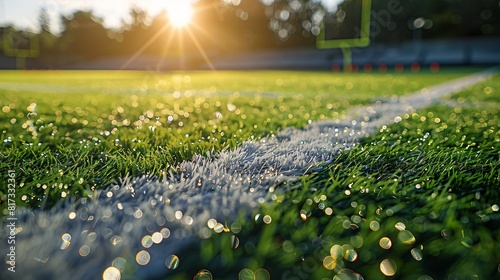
left=395, top=222, right=406, bottom=231
left=161, top=228, right=171, bottom=238
left=380, top=259, right=397, bottom=276
left=330, top=245, right=345, bottom=260
left=175, top=210, right=183, bottom=220
left=254, top=214, right=261, bottom=222
left=141, top=235, right=153, bottom=248
left=411, top=248, right=423, bottom=261
left=238, top=268, right=254, bottom=280
left=207, top=219, right=217, bottom=228
left=165, top=254, right=179, bottom=269
left=231, top=235, right=240, bottom=249
left=184, top=215, right=194, bottom=225
left=62, top=233, right=72, bottom=242
left=398, top=230, right=416, bottom=244
left=418, top=275, right=433, bottom=280
left=255, top=268, right=270, bottom=280
left=102, top=266, right=121, bottom=280
left=282, top=240, right=294, bottom=253
left=194, top=269, right=213, bottom=280
left=87, top=231, right=97, bottom=242
left=136, top=250, right=150, bottom=265
left=112, top=257, right=127, bottom=272
left=350, top=235, right=363, bottom=248
left=370, top=221, right=380, bottom=231
left=60, top=233, right=71, bottom=250
left=231, top=222, right=242, bottom=233
left=323, top=256, right=337, bottom=270
left=133, top=208, right=143, bottom=219
left=79, top=245, right=90, bottom=257
left=379, top=237, right=392, bottom=249
left=263, top=215, right=272, bottom=224
left=342, top=244, right=358, bottom=262
left=151, top=232, right=163, bottom=244
left=214, top=223, right=224, bottom=233
left=334, top=269, right=364, bottom=280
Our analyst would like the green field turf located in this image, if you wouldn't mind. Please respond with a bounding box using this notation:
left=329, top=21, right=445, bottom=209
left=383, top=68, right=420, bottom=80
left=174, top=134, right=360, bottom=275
left=178, top=74, right=500, bottom=279
left=0, top=70, right=498, bottom=279
left=0, top=70, right=477, bottom=209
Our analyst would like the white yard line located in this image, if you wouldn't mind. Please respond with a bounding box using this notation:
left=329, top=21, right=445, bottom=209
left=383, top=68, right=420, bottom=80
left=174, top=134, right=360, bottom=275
left=2, top=69, right=496, bottom=280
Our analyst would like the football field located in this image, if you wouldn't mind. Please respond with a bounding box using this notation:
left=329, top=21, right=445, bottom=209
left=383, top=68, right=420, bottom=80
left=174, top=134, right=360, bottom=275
left=1, top=69, right=499, bottom=279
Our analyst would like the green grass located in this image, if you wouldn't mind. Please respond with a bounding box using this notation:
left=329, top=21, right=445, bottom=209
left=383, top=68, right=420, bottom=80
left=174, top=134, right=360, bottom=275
left=0, top=70, right=498, bottom=279
left=174, top=75, right=499, bottom=279
left=0, top=70, right=475, bottom=209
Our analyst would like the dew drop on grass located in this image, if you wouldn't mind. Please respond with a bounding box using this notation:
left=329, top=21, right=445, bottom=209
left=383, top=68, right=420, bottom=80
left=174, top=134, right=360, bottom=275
left=231, top=222, right=242, bottom=233
left=160, top=228, right=171, bottom=239
left=136, top=250, right=150, bottom=265
left=194, top=269, right=213, bottom=280
left=60, top=233, right=71, bottom=250
left=254, top=214, right=261, bottom=222
left=417, top=276, right=433, bottom=280
left=151, top=232, right=163, bottom=244
left=141, top=235, right=153, bottom=248
left=323, top=256, right=337, bottom=270
left=238, top=268, right=255, bottom=280
left=370, top=221, right=380, bottom=231
left=102, top=266, right=121, bottom=280
left=330, top=245, right=344, bottom=260
left=231, top=235, right=240, bottom=249
left=255, top=268, right=271, bottom=280
left=342, top=244, right=358, bottom=262
left=79, top=245, right=90, bottom=257
left=263, top=215, right=272, bottom=224
left=379, top=237, right=392, bottom=249
left=334, top=269, right=364, bottom=280
left=165, top=254, right=179, bottom=270
left=411, top=248, right=423, bottom=261
left=398, top=230, right=416, bottom=244
left=380, top=259, right=397, bottom=276
left=395, top=222, right=406, bottom=231
left=351, top=235, right=363, bottom=248
left=283, top=240, right=294, bottom=253
left=214, top=223, right=224, bottom=233
left=207, top=218, right=217, bottom=229
left=175, top=210, right=183, bottom=220
left=112, top=257, right=127, bottom=272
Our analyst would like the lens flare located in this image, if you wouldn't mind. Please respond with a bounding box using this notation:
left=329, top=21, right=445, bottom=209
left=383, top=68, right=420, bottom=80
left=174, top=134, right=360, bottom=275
left=167, top=1, right=193, bottom=28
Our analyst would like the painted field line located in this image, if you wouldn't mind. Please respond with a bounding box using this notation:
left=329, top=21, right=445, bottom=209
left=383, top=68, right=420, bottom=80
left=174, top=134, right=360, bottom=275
left=1, top=69, right=496, bottom=280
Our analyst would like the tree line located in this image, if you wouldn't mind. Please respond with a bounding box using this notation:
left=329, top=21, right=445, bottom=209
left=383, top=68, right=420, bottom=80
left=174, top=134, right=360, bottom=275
left=1, top=0, right=498, bottom=68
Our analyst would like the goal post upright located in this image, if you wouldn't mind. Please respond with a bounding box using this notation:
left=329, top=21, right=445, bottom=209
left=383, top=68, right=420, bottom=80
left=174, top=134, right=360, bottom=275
left=2, top=29, right=39, bottom=69
left=316, top=0, right=372, bottom=72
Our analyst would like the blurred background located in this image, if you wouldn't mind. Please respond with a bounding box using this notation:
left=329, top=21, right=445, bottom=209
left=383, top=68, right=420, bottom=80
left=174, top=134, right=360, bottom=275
left=0, top=0, right=499, bottom=70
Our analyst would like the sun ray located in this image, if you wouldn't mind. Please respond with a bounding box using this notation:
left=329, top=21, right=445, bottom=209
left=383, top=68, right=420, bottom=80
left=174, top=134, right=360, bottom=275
left=186, top=28, right=215, bottom=70
left=120, top=24, right=169, bottom=70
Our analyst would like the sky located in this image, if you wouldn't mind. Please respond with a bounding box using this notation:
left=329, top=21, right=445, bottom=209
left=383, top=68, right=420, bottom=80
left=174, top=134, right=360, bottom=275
left=0, top=0, right=342, bottom=34
left=0, top=0, right=192, bottom=34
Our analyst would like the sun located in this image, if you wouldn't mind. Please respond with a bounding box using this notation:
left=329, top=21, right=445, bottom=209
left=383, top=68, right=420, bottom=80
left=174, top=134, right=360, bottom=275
left=166, top=0, right=193, bottom=28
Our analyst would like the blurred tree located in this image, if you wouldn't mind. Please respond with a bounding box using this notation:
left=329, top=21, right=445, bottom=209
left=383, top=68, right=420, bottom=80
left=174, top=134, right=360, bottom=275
left=58, top=11, right=118, bottom=62
left=8, top=0, right=499, bottom=68
left=257, top=0, right=500, bottom=43
left=36, top=8, right=58, bottom=67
